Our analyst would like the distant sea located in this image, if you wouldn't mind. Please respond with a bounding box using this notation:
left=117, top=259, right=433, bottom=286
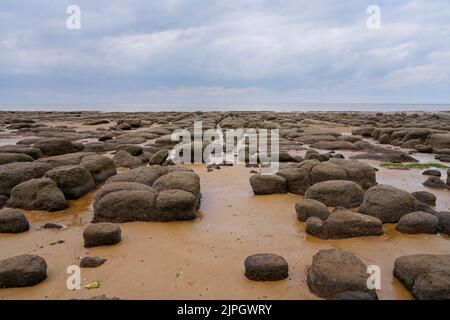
left=1, top=103, right=449, bottom=112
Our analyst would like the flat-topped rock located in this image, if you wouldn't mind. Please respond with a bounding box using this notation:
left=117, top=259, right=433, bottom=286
left=305, top=180, right=364, bottom=208
left=244, top=254, right=289, bottom=281
left=307, top=249, right=377, bottom=299
left=0, top=255, right=47, bottom=288
left=394, top=254, right=450, bottom=300
left=83, top=223, right=122, bottom=248
left=0, top=209, right=29, bottom=233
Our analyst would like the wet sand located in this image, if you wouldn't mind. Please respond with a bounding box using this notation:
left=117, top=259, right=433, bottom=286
left=1, top=160, right=449, bottom=300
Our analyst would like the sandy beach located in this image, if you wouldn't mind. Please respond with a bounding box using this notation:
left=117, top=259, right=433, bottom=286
left=1, top=111, right=449, bottom=300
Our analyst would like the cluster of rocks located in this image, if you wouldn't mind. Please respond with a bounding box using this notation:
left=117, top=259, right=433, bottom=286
left=250, top=158, right=376, bottom=197
left=93, top=165, right=201, bottom=222
left=0, top=153, right=116, bottom=211
left=295, top=183, right=449, bottom=239
left=242, top=249, right=449, bottom=300
left=0, top=222, right=121, bottom=288
left=306, top=112, right=450, bottom=159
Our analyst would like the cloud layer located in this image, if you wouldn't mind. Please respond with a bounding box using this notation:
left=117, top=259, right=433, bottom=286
left=1, top=0, right=449, bottom=109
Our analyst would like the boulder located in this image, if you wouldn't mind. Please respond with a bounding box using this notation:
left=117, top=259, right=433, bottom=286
left=306, top=211, right=383, bottom=239
left=115, top=144, right=143, bottom=156
left=295, top=199, right=330, bottom=222
left=276, top=168, right=309, bottom=195
left=34, top=139, right=75, bottom=156
left=423, top=176, right=447, bottom=189
left=411, top=191, right=436, bottom=206
left=0, top=255, right=47, bottom=288
left=415, top=145, right=433, bottom=153
left=310, top=162, right=347, bottom=185
left=307, top=249, right=377, bottom=299
left=80, top=256, right=107, bottom=268
left=83, top=223, right=121, bottom=247
left=244, top=254, right=289, bottom=281
left=436, top=212, right=450, bottom=235
left=152, top=170, right=201, bottom=197
left=6, top=178, right=67, bottom=212
left=93, top=182, right=152, bottom=210
left=329, top=159, right=377, bottom=189
left=0, top=162, right=52, bottom=197
left=107, top=166, right=169, bottom=186
left=358, top=185, right=422, bottom=223
left=428, top=133, right=450, bottom=149
left=305, top=180, right=364, bottom=208
left=35, top=152, right=93, bottom=168
left=155, top=189, right=197, bottom=221
left=0, top=145, right=42, bottom=159
left=80, top=155, right=117, bottom=185
left=93, top=189, right=158, bottom=223
left=112, top=150, right=143, bottom=169
left=422, top=169, right=441, bottom=177
left=0, top=209, right=29, bottom=233
left=393, top=254, right=450, bottom=300
left=0, top=153, right=34, bottom=165
left=249, top=175, right=287, bottom=195
left=149, top=149, right=169, bottom=165
left=395, top=212, right=439, bottom=234
left=45, top=165, right=96, bottom=199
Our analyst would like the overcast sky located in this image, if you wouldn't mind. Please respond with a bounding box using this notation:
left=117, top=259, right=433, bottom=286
left=1, top=0, right=449, bottom=110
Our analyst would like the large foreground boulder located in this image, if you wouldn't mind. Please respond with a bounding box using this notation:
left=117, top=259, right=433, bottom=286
left=358, top=185, right=424, bottom=223
left=0, top=209, right=30, bottom=233
left=394, top=254, right=450, bottom=300
left=45, top=165, right=96, bottom=199
left=6, top=178, right=67, bottom=212
left=0, top=255, right=47, bottom=288
left=249, top=175, right=287, bottom=195
left=306, top=211, right=383, bottom=239
left=244, top=254, right=289, bottom=281
left=94, top=166, right=201, bottom=222
left=307, top=249, right=377, bottom=299
left=305, top=180, right=364, bottom=208
left=0, top=162, right=52, bottom=197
